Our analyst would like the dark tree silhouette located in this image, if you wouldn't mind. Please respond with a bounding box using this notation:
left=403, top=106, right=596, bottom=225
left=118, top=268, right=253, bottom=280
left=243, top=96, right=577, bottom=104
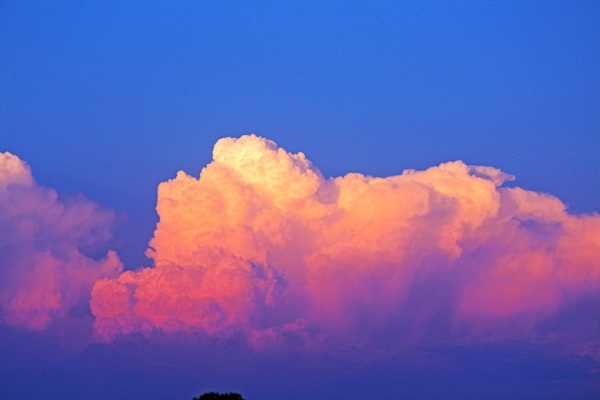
left=192, top=392, right=245, bottom=400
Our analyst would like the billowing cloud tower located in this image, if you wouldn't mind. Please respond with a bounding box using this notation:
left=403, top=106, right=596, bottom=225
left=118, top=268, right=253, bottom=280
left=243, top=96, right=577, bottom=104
left=88, top=135, right=599, bottom=353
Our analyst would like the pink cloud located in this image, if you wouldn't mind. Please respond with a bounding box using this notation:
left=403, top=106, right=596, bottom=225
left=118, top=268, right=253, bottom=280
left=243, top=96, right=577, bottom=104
left=0, top=152, right=123, bottom=329
left=89, top=135, right=600, bottom=349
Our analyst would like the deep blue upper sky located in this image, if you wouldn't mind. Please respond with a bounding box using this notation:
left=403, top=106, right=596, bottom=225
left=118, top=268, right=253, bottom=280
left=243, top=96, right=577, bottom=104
left=1, top=0, right=599, bottom=270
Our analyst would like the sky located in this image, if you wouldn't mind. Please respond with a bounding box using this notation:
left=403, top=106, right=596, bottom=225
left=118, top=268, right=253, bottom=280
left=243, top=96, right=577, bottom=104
left=1, top=1, right=599, bottom=399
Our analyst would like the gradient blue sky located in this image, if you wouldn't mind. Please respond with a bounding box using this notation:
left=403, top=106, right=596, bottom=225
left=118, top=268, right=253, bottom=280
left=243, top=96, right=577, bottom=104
left=2, top=0, right=598, bottom=269
left=1, top=1, right=599, bottom=399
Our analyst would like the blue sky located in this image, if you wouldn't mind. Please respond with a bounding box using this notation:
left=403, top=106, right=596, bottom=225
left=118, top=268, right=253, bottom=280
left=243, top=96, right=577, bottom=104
left=1, top=1, right=599, bottom=399
left=2, top=1, right=598, bottom=269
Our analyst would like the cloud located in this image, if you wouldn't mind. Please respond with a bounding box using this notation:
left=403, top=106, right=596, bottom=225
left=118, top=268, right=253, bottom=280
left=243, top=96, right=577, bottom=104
left=89, top=135, right=600, bottom=351
left=0, top=152, right=123, bottom=329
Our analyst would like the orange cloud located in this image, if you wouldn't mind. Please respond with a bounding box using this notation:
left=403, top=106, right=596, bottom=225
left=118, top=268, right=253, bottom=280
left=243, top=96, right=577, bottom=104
left=89, top=135, right=600, bottom=347
left=0, top=152, right=123, bottom=329
left=458, top=188, right=600, bottom=320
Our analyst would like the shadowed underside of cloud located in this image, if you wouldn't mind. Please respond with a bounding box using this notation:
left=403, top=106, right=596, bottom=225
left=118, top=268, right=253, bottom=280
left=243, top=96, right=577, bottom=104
left=0, top=152, right=123, bottom=330
left=88, top=135, right=599, bottom=356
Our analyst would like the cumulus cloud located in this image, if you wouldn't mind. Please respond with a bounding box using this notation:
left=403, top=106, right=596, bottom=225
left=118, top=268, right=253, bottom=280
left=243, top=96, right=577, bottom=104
left=89, top=135, right=600, bottom=350
left=0, top=152, right=123, bottom=329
